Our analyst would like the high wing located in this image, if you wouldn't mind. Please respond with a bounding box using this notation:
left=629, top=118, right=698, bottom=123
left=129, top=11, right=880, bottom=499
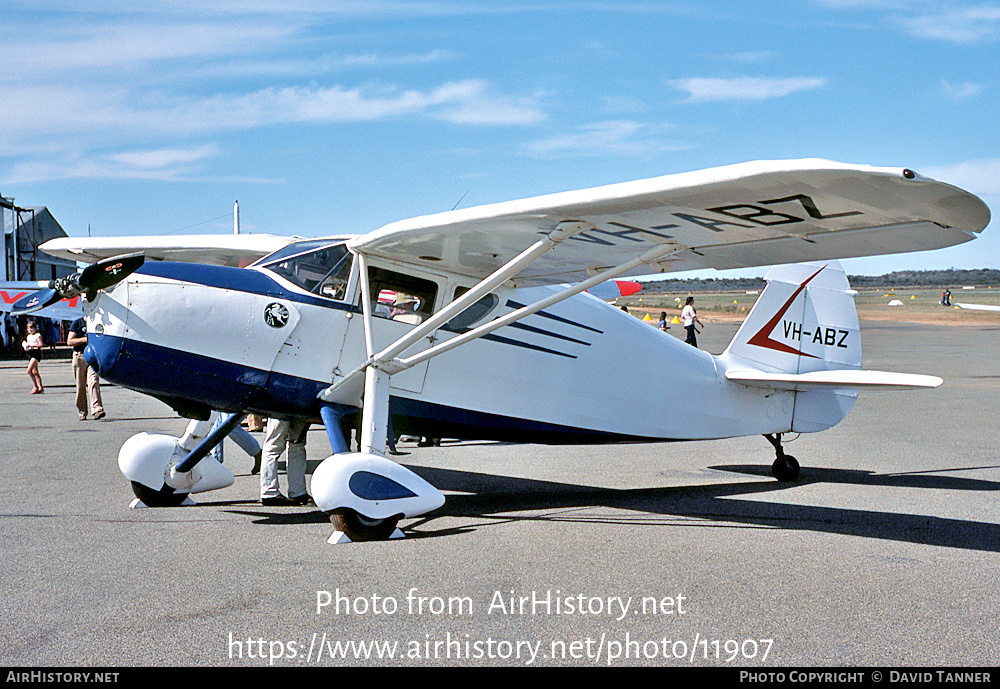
left=39, top=233, right=294, bottom=268
left=349, top=159, right=990, bottom=285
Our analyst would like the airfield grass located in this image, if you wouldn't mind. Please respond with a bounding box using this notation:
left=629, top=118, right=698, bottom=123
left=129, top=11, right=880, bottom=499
left=618, top=285, right=1000, bottom=326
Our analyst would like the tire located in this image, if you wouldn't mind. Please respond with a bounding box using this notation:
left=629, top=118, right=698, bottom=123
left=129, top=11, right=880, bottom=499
left=329, top=508, right=400, bottom=541
left=130, top=481, right=190, bottom=507
left=771, top=455, right=800, bottom=482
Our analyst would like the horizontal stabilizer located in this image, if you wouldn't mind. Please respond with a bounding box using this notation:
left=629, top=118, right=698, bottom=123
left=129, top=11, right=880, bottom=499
left=726, top=368, right=942, bottom=391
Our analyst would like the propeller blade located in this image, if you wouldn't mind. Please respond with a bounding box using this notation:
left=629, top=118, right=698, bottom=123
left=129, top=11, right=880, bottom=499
left=78, top=252, right=145, bottom=293
left=11, top=288, right=63, bottom=316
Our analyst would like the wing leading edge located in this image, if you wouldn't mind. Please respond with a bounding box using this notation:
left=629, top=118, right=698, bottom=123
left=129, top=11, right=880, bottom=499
left=40, top=233, right=294, bottom=268
left=349, top=159, right=990, bottom=285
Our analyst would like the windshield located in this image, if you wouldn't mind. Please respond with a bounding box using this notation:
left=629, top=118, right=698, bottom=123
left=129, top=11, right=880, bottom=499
left=259, top=241, right=353, bottom=300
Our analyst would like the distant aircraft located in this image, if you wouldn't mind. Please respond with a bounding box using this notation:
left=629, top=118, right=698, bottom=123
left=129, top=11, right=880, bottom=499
left=20, top=159, right=990, bottom=542
left=956, top=302, right=1000, bottom=312
left=1, top=282, right=83, bottom=348
left=585, top=279, right=642, bottom=300
left=1, top=282, right=83, bottom=320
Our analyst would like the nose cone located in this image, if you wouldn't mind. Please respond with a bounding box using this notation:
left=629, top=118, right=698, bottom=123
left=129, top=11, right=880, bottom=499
left=83, top=330, right=122, bottom=376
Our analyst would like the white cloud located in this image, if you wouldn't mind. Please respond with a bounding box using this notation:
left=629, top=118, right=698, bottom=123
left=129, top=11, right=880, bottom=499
left=815, top=0, right=909, bottom=8
left=0, top=79, right=545, bottom=182
left=942, top=80, right=985, bottom=99
left=525, top=121, right=690, bottom=158
left=193, top=49, right=458, bottom=80
left=428, top=81, right=545, bottom=125
left=900, top=5, right=1000, bottom=43
left=108, top=145, right=219, bottom=171
left=0, top=80, right=542, bottom=150
left=179, top=80, right=543, bottom=130
left=668, top=76, right=826, bottom=102
left=922, top=158, right=1000, bottom=196
left=600, top=95, right=649, bottom=114
left=705, top=51, right=779, bottom=64
left=5, top=145, right=219, bottom=183
left=0, top=20, right=296, bottom=83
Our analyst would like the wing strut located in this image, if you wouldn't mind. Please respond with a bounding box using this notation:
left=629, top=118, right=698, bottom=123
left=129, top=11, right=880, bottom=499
left=397, top=242, right=680, bottom=370
left=319, top=230, right=680, bottom=455
left=373, top=221, right=591, bottom=365
left=327, top=221, right=590, bottom=454
left=320, top=222, right=589, bottom=405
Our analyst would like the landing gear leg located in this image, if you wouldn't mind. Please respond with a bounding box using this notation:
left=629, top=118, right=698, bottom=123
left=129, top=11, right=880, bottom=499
left=764, top=433, right=800, bottom=482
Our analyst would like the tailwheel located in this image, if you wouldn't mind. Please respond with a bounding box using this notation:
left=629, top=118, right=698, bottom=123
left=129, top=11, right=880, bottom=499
left=771, top=454, right=800, bottom=482
left=130, top=481, right=190, bottom=507
left=764, top=433, right=801, bottom=482
left=329, top=508, right=401, bottom=542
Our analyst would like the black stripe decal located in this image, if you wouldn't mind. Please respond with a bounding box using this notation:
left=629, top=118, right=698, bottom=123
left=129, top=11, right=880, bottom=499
left=479, top=333, right=576, bottom=359
left=505, top=300, right=604, bottom=334
left=507, top=321, right=591, bottom=346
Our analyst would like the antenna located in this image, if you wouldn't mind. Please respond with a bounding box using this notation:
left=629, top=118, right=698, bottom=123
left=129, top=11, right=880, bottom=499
left=451, top=190, right=470, bottom=212
left=234, top=200, right=240, bottom=234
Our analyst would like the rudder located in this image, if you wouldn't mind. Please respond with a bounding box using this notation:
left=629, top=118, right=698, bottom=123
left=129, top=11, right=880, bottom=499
left=722, top=261, right=860, bottom=432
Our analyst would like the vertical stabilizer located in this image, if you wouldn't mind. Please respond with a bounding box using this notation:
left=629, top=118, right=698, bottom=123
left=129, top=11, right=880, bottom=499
left=724, top=261, right=860, bottom=374
left=722, top=261, right=861, bottom=432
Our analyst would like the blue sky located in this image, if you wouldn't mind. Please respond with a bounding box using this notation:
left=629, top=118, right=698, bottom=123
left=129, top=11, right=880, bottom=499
left=1, top=0, right=997, bottom=278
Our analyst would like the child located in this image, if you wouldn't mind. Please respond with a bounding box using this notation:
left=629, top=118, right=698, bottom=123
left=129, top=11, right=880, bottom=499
left=23, top=321, right=44, bottom=394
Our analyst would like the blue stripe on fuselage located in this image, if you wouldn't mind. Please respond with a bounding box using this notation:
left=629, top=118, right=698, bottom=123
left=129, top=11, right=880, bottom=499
left=92, top=333, right=652, bottom=443
left=136, top=262, right=351, bottom=312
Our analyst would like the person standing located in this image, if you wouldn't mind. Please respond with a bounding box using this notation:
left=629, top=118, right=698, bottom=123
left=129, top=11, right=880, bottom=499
left=681, top=297, right=703, bottom=348
left=67, top=317, right=105, bottom=420
left=23, top=320, right=44, bottom=394
left=259, top=417, right=312, bottom=505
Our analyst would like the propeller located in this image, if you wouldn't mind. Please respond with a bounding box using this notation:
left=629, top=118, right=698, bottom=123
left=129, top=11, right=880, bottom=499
left=11, top=252, right=145, bottom=316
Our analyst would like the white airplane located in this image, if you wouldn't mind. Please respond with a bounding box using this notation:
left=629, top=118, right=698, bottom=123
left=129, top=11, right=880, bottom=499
left=955, top=302, right=1000, bottom=312
left=21, top=159, right=991, bottom=542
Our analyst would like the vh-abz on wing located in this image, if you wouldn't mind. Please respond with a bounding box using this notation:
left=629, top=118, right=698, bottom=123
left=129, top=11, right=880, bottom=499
left=348, top=159, right=990, bottom=283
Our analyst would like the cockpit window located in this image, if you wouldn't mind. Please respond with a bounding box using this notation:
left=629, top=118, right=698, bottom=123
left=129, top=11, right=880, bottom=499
left=253, top=239, right=337, bottom=267
left=260, top=242, right=353, bottom=300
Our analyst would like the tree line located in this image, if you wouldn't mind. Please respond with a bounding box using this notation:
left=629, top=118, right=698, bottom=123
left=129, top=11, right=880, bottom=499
left=640, top=269, right=1000, bottom=293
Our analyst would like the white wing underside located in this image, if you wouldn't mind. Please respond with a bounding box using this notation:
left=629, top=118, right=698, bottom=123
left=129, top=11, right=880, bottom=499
left=40, top=233, right=294, bottom=267
left=38, top=160, right=989, bottom=282
left=349, top=159, right=990, bottom=285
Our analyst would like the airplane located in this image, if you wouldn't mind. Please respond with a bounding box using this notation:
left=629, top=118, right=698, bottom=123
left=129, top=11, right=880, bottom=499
left=18, top=158, right=991, bottom=543
left=2, top=284, right=83, bottom=318
left=0, top=265, right=639, bottom=350
left=955, top=302, right=1000, bottom=312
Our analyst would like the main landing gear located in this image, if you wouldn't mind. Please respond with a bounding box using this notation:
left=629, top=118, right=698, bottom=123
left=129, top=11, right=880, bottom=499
left=764, top=433, right=800, bottom=482
left=329, top=508, right=402, bottom=542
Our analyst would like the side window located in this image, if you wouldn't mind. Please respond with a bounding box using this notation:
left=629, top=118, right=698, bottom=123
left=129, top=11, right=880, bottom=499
left=445, top=287, right=499, bottom=330
left=367, top=267, right=439, bottom=325
left=316, top=253, right=353, bottom=301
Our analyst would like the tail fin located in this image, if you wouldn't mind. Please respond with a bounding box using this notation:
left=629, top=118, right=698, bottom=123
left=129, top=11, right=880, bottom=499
left=722, top=261, right=940, bottom=433
left=724, top=261, right=860, bottom=375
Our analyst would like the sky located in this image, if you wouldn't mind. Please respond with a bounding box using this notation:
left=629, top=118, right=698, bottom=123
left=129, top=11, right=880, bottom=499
left=1, top=0, right=998, bottom=279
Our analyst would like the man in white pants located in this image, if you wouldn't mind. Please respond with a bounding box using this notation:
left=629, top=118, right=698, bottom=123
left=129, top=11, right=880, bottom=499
left=260, top=418, right=312, bottom=506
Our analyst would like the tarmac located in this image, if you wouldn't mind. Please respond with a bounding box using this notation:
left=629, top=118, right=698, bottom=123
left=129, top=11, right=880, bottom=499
left=1, top=320, right=998, bottom=668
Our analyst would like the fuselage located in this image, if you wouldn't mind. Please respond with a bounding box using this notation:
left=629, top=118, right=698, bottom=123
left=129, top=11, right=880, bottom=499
left=82, top=240, right=801, bottom=444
